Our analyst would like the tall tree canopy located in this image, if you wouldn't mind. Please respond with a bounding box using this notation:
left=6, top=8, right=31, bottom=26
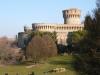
left=26, top=34, right=57, bottom=63
left=84, top=0, right=100, bottom=50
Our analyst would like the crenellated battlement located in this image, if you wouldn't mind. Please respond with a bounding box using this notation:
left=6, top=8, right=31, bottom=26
left=32, top=23, right=83, bottom=32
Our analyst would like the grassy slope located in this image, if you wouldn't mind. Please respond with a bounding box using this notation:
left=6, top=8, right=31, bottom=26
left=0, top=55, right=78, bottom=75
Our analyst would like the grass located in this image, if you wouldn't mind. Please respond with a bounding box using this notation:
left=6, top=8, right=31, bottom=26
left=0, top=55, right=78, bottom=75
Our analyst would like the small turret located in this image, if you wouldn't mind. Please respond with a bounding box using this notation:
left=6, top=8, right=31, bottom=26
left=24, top=26, right=32, bottom=32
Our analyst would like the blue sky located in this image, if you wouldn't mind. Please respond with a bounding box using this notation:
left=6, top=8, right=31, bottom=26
left=0, top=0, right=96, bottom=37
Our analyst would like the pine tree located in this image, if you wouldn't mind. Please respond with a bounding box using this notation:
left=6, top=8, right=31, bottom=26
left=84, top=0, right=100, bottom=50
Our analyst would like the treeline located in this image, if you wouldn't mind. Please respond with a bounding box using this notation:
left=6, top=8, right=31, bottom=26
left=0, top=31, right=59, bottom=64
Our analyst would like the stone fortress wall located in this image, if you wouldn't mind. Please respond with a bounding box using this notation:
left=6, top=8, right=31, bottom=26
left=18, top=8, right=84, bottom=48
left=32, top=23, right=83, bottom=45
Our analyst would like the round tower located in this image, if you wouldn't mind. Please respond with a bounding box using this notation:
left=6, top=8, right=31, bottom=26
left=63, top=8, right=81, bottom=24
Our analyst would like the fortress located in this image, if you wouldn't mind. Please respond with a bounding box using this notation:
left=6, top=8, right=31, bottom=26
left=18, top=8, right=84, bottom=48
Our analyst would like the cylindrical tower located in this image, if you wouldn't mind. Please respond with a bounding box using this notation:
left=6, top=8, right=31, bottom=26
left=63, top=8, right=81, bottom=24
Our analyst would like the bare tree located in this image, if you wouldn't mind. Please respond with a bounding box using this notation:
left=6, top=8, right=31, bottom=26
left=26, top=34, right=57, bottom=63
left=0, top=37, right=22, bottom=64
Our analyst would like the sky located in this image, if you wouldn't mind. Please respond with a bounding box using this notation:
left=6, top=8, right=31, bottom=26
left=0, top=0, right=96, bottom=38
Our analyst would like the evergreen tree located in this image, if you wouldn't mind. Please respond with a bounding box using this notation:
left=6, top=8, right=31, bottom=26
left=84, top=0, right=100, bottom=51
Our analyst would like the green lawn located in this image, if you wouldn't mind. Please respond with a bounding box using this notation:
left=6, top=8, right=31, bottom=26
left=0, top=55, right=78, bottom=75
